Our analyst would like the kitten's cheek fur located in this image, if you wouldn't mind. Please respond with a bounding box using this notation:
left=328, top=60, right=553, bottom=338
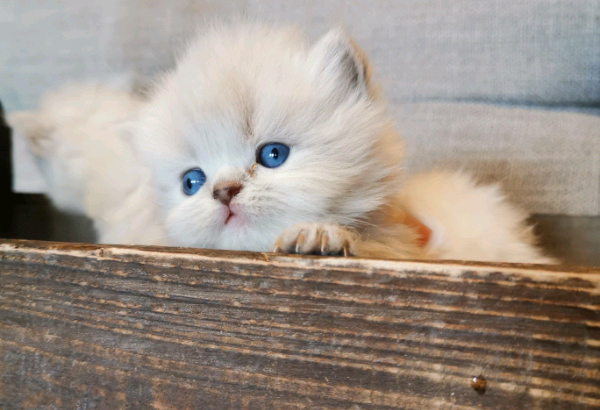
left=274, top=223, right=357, bottom=256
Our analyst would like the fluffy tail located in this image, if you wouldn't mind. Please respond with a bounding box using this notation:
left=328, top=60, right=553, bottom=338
left=399, top=170, right=556, bottom=264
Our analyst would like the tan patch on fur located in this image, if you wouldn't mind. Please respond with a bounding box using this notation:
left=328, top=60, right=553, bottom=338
left=379, top=205, right=431, bottom=247
left=240, top=95, right=254, bottom=141
left=244, top=112, right=253, bottom=139
left=248, top=163, right=258, bottom=177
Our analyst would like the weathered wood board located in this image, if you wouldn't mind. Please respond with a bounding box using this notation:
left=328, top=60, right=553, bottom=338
left=0, top=239, right=598, bottom=409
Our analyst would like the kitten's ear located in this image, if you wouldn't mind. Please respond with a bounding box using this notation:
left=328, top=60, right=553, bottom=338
left=308, top=28, right=376, bottom=99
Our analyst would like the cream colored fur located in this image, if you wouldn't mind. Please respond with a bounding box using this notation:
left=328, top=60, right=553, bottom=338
left=8, top=22, right=555, bottom=263
left=8, top=81, right=165, bottom=245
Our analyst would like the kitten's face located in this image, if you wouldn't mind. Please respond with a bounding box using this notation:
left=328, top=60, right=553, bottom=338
left=135, top=25, right=403, bottom=251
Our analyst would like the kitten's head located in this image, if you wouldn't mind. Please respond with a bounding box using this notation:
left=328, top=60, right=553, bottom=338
left=133, top=23, right=404, bottom=251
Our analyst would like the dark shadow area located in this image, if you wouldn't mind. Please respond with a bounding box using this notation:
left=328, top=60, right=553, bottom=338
left=531, top=214, right=600, bottom=266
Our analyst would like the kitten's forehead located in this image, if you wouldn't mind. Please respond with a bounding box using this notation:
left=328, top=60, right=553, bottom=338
left=167, top=25, right=318, bottom=138
left=177, top=113, right=256, bottom=174
left=172, top=59, right=318, bottom=154
left=200, top=76, right=257, bottom=143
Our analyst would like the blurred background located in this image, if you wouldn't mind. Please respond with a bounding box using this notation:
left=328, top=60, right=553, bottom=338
left=1, top=0, right=599, bottom=264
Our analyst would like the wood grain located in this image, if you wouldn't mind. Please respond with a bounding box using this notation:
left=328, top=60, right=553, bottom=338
left=0, top=239, right=598, bottom=409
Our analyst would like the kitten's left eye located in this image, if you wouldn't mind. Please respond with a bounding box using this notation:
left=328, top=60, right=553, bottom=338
left=182, top=168, right=206, bottom=195
left=258, top=143, right=290, bottom=168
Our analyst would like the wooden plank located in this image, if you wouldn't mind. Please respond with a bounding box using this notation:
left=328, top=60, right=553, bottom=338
left=0, top=239, right=598, bottom=409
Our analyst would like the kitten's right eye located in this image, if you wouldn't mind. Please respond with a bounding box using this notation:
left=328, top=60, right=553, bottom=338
left=257, top=143, right=290, bottom=168
left=182, top=168, right=206, bottom=195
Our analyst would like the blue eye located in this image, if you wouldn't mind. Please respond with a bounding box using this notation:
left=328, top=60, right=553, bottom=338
left=258, top=143, right=290, bottom=168
left=182, top=168, right=206, bottom=195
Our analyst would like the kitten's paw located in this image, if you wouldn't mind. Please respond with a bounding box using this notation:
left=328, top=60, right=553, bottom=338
left=273, top=223, right=357, bottom=256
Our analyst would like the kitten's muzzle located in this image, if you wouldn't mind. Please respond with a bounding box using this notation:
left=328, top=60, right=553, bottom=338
left=213, top=182, right=243, bottom=206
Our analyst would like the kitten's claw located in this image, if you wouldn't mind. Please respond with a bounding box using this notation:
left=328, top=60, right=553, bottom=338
left=320, top=232, right=330, bottom=255
left=295, top=232, right=306, bottom=253
left=273, top=238, right=284, bottom=253
left=274, top=223, right=356, bottom=257
left=342, top=240, right=350, bottom=257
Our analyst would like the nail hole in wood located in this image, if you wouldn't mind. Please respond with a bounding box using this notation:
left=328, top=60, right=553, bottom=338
left=470, top=375, right=487, bottom=394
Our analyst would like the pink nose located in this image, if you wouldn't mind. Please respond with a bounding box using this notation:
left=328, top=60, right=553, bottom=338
left=213, top=182, right=242, bottom=205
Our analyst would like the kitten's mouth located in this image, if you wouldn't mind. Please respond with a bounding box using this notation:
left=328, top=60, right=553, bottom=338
left=225, top=211, right=235, bottom=224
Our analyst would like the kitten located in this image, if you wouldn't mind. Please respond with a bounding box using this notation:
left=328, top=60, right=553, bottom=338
left=9, top=23, right=555, bottom=263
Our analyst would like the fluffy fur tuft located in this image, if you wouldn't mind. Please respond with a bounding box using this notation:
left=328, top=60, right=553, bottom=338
left=8, top=79, right=165, bottom=245
left=398, top=171, right=555, bottom=263
left=9, top=22, right=555, bottom=264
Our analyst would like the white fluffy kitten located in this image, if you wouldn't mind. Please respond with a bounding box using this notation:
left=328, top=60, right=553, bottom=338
left=9, top=23, right=554, bottom=263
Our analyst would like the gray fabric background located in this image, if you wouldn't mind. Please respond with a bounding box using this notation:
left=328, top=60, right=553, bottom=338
left=396, top=103, right=600, bottom=215
left=3, top=0, right=600, bottom=215
left=247, top=0, right=600, bottom=106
